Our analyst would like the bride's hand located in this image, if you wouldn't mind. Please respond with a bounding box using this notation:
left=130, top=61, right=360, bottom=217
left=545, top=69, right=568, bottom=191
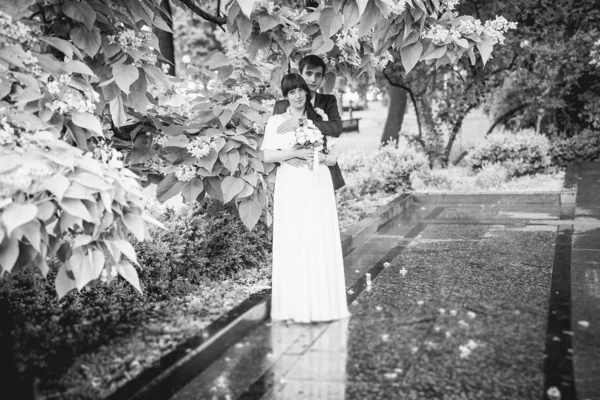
left=276, top=118, right=299, bottom=134
left=294, top=148, right=314, bottom=160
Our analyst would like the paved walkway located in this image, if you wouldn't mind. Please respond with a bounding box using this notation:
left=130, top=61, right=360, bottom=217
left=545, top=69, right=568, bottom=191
left=168, top=164, right=600, bottom=400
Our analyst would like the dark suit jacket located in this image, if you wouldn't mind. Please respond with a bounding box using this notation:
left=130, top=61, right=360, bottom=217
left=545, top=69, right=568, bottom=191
left=272, top=93, right=346, bottom=191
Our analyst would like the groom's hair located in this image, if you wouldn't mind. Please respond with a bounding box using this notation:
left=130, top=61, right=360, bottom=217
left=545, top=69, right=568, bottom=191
left=281, top=73, right=311, bottom=98
left=298, top=55, right=327, bottom=75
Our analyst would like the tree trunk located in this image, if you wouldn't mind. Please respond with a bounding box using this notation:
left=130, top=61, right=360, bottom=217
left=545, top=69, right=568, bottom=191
left=380, top=85, right=408, bottom=145
left=155, top=0, right=175, bottom=76
left=442, top=110, right=471, bottom=167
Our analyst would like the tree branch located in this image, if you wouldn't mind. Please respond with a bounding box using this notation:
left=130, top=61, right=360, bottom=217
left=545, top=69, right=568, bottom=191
left=179, top=0, right=227, bottom=25
left=485, top=103, right=529, bottom=136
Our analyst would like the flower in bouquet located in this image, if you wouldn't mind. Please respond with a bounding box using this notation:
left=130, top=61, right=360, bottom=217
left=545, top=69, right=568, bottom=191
left=290, top=119, right=324, bottom=149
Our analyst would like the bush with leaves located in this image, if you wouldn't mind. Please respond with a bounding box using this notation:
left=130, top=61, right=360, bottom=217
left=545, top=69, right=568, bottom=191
left=549, top=129, right=600, bottom=167
left=0, top=199, right=272, bottom=396
left=338, top=140, right=430, bottom=200
left=465, top=130, right=552, bottom=177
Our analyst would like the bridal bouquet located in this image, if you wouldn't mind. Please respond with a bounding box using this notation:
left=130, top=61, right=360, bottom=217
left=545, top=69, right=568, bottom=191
left=291, top=118, right=324, bottom=149
left=290, top=119, right=324, bottom=171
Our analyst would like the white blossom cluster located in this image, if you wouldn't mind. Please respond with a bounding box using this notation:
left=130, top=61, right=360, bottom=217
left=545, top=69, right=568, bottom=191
left=285, top=30, right=310, bottom=48
left=385, top=0, right=407, bottom=15
left=253, top=0, right=275, bottom=14
left=370, top=51, right=394, bottom=69
left=108, top=29, right=153, bottom=52
left=152, top=134, right=169, bottom=147
left=591, top=40, right=600, bottom=67
left=46, top=74, right=72, bottom=96
left=143, top=156, right=164, bottom=173
left=175, top=164, right=197, bottom=182
left=232, top=83, right=254, bottom=101
left=423, top=16, right=516, bottom=46
left=225, top=38, right=249, bottom=68
left=186, top=136, right=217, bottom=159
left=47, top=88, right=99, bottom=114
left=0, top=11, right=37, bottom=45
left=281, top=8, right=307, bottom=20
left=261, top=99, right=276, bottom=109
left=457, top=19, right=484, bottom=36
left=92, top=141, right=124, bottom=169
left=335, top=27, right=360, bottom=50
left=484, top=16, right=518, bottom=45
left=0, top=115, right=15, bottom=145
left=441, top=0, right=461, bottom=11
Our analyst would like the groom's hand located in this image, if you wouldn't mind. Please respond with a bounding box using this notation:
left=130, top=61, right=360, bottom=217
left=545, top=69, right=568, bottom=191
left=276, top=119, right=299, bottom=134
left=286, top=158, right=308, bottom=168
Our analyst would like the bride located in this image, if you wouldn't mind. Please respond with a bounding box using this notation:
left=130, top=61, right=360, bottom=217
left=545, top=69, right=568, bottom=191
left=260, top=73, right=350, bottom=323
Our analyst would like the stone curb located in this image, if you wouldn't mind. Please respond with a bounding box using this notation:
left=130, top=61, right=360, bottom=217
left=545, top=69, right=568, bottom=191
left=340, top=193, right=413, bottom=255
left=413, top=191, right=562, bottom=205
left=104, top=192, right=415, bottom=400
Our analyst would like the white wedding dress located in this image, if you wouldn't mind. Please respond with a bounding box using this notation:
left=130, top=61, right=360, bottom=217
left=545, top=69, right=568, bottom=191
left=261, top=114, right=350, bottom=323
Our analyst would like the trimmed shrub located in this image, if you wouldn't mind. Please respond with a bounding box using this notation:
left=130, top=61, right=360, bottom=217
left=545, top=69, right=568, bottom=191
left=338, top=139, right=430, bottom=201
left=466, top=130, right=552, bottom=177
left=474, top=163, right=509, bottom=189
left=549, top=129, right=600, bottom=167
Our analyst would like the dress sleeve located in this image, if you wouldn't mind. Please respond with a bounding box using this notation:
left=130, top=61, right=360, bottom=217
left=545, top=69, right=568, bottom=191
left=260, top=115, right=280, bottom=151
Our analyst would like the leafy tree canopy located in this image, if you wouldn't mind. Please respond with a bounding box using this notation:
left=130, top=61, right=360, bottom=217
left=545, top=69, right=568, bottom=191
left=0, top=0, right=510, bottom=296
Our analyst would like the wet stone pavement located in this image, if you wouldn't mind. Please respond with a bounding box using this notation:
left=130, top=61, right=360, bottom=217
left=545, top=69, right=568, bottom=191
left=167, top=164, right=600, bottom=400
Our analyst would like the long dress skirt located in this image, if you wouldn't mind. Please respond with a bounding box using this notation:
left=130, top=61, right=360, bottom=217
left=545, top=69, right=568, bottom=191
left=270, top=161, right=350, bottom=323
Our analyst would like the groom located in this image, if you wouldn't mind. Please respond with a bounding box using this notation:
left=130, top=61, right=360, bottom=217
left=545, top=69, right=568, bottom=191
left=272, top=55, right=346, bottom=191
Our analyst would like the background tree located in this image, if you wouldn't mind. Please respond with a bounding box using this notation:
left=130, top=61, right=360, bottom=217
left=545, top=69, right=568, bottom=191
left=377, top=0, right=600, bottom=166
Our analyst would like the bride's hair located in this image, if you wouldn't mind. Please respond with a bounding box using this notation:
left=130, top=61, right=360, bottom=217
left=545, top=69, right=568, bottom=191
left=280, top=73, right=323, bottom=122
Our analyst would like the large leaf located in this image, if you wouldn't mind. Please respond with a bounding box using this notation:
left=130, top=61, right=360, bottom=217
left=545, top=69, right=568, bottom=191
left=322, top=71, right=337, bottom=94
left=476, top=36, right=494, bottom=66
left=60, top=198, right=93, bottom=221
left=1, top=203, right=38, bottom=237
left=238, top=199, right=262, bottom=230
left=248, top=33, right=272, bottom=58
left=63, top=1, right=96, bottom=29
left=114, top=240, right=139, bottom=265
left=344, top=0, right=360, bottom=29
left=123, top=212, right=145, bottom=241
left=221, top=176, right=244, bottom=203
left=319, top=7, right=343, bottom=38
left=356, top=0, right=369, bottom=15
left=311, top=35, right=335, bottom=55
left=220, top=149, right=240, bottom=173
left=55, top=263, right=77, bottom=299
left=40, top=37, right=81, bottom=59
left=400, top=41, right=423, bottom=73
left=0, top=237, right=19, bottom=273
left=112, top=63, right=139, bottom=94
left=258, top=14, right=280, bottom=32
left=358, top=0, right=381, bottom=37
left=116, top=261, right=142, bottom=294
left=156, top=174, right=182, bottom=202
left=42, top=175, right=70, bottom=200
left=236, top=15, right=252, bottom=41
left=109, top=95, right=127, bottom=127
left=64, top=60, right=95, bottom=76
left=421, top=44, right=447, bottom=61
left=209, top=52, right=230, bottom=70
left=180, top=178, right=204, bottom=203
left=71, top=112, right=102, bottom=135
left=70, top=26, right=101, bottom=57
left=237, top=0, right=255, bottom=18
